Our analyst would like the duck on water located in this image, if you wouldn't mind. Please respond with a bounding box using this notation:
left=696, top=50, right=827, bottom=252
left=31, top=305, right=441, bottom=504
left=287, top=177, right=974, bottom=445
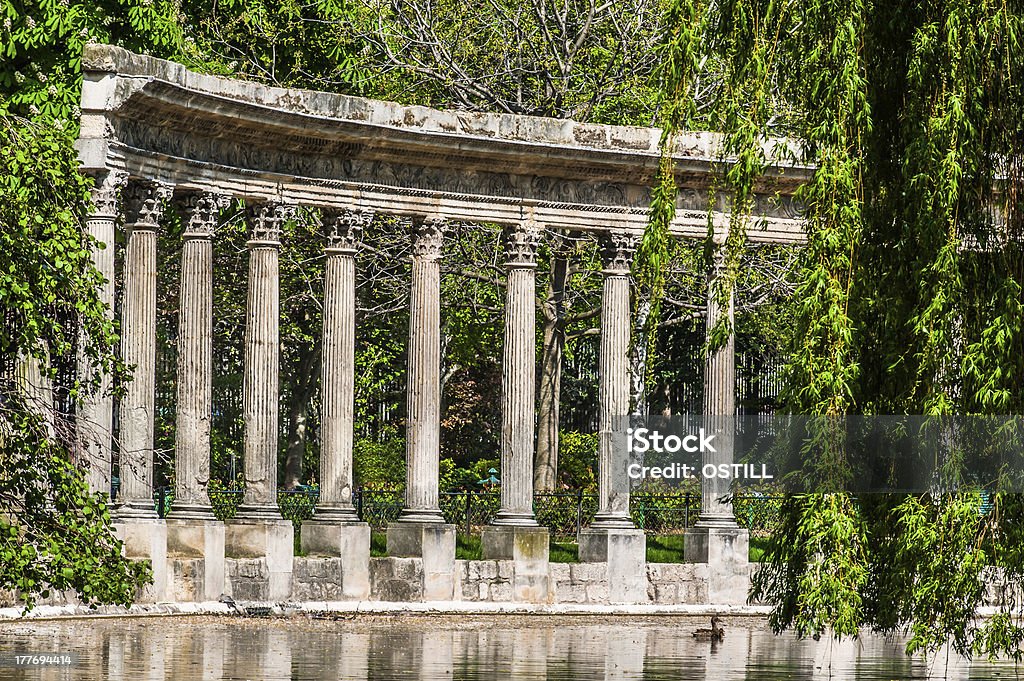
left=693, top=616, right=725, bottom=642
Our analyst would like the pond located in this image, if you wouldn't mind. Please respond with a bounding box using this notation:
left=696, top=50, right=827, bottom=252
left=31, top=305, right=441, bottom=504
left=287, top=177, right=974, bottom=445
left=0, top=614, right=1019, bottom=680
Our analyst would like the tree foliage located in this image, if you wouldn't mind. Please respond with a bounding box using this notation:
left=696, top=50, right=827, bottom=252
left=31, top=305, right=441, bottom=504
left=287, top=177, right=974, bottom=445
left=0, top=113, right=148, bottom=607
left=650, top=0, right=1024, bottom=659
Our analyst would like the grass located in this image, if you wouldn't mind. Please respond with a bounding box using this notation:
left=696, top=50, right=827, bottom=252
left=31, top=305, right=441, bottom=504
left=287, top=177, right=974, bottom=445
left=645, top=534, right=686, bottom=563
left=367, top=531, right=770, bottom=562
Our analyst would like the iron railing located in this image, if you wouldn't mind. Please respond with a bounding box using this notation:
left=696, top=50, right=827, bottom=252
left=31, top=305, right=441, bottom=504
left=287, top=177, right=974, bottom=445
left=149, top=486, right=783, bottom=538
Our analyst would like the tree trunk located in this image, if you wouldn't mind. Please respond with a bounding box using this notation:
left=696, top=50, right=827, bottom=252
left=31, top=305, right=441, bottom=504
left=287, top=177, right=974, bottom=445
left=283, top=399, right=307, bottom=489
left=535, top=255, right=568, bottom=491
left=630, top=292, right=652, bottom=423
left=281, top=343, right=320, bottom=489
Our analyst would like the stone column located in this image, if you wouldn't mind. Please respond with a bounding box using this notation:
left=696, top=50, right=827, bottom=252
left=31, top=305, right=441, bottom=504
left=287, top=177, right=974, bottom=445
left=592, top=231, right=638, bottom=529
left=683, top=236, right=749, bottom=604
left=400, top=216, right=446, bottom=525
left=315, top=209, right=369, bottom=519
left=165, top=191, right=229, bottom=604
left=386, top=216, right=456, bottom=601
left=697, top=241, right=738, bottom=527
left=116, top=181, right=171, bottom=518
left=225, top=201, right=294, bottom=602
left=111, top=180, right=171, bottom=603
left=481, top=224, right=549, bottom=601
left=238, top=202, right=292, bottom=519
left=170, top=192, right=231, bottom=519
left=493, top=224, right=541, bottom=527
left=578, top=231, right=646, bottom=604
left=77, top=169, right=126, bottom=497
left=300, top=209, right=371, bottom=600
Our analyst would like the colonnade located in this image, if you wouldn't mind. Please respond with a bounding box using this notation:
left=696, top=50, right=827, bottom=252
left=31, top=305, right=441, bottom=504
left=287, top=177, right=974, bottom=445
left=69, top=170, right=744, bottom=603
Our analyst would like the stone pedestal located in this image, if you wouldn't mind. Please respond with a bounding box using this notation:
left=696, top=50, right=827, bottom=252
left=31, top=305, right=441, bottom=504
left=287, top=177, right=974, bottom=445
left=113, top=518, right=167, bottom=603
left=165, top=518, right=226, bottom=602
left=683, top=525, right=750, bottom=604
left=578, top=527, right=647, bottom=604
left=481, top=525, right=550, bottom=602
left=225, top=518, right=294, bottom=601
left=386, top=522, right=456, bottom=601
left=299, top=520, right=371, bottom=599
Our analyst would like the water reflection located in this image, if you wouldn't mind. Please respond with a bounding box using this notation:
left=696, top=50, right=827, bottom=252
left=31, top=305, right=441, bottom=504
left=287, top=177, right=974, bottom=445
left=0, top=615, right=1020, bottom=680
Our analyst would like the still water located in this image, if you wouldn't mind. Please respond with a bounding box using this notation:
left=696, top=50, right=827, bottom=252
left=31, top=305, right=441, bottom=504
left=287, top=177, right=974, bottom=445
left=0, top=615, right=1020, bottom=680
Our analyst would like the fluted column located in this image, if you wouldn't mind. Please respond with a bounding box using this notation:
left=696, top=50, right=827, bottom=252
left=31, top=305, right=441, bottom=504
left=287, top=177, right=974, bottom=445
left=171, top=192, right=231, bottom=519
left=77, top=169, right=127, bottom=497
left=591, top=232, right=638, bottom=528
left=697, top=240, right=738, bottom=527
left=239, top=202, right=293, bottom=519
left=316, top=209, right=370, bottom=520
left=116, top=181, right=172, bottom=518
left=493, top=224, right=541, bottom=526
left=400, top=217, right=446, bottom=523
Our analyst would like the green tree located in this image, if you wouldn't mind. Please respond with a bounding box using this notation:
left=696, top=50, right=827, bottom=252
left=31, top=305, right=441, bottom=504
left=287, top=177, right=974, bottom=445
left=649, top=0, right=1024, bottom=659
left=0, top=113, right=149, bottom=608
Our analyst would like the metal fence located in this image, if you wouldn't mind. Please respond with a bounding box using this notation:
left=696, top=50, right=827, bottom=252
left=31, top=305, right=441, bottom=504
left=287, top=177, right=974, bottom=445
left=152, top=486, right=782, bottom=538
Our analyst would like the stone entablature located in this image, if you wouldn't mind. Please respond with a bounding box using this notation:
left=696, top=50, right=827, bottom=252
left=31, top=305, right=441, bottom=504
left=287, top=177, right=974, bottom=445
left=77, top=44, right=807, bottom=243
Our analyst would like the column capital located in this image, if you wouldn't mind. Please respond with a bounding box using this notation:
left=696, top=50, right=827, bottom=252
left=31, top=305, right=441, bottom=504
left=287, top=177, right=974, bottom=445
left=180, top=191, right=232, bottom=239
left=247, top=201, right=295, bottom=246
left=324, top=209, right=372, bottom=254
left=411, top=216, right=446, bottom=260
left=123, top=181, right=173, bottom=231
left=504, top=223, right=542, bottom=269
left=600, top=231, right=639, bottom=275
left=88, top=170, right=129, bottom=219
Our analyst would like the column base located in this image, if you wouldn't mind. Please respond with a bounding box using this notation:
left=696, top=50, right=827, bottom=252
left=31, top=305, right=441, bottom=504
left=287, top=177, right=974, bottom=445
left=113, top=499, right=159, bottom=521
left=225, top=518, right=294, bottom=601
left=481, top=525, right=550, bottom=603
left=165, top=518, right=226, bottom=602
left=166, top=501, right=219, bottom=522
left=299, top=520, right=370, bottom=599
left=578, top=527, right=646, bottom=604
left=683, top=525, right=750, bottom=605
left=386, top=521, right=456, bottom=600
left=234, top=504, right=284, bottom=521
left=113, top=518, right=167, bottom=603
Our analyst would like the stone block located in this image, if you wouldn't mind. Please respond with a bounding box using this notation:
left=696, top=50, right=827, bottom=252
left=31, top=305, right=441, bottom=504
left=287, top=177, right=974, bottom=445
left=114, top=518, right=167, bottom=603
left=370, top=557, right=424, bottom=601
left=490, top=581, right=513, bottom=602
left=683, top=525, right=750, bottom=605
left=481, top=526, right=551, bottom=603
left=299, top=520, right=370, bottom=600
left=386, top=522, right=456, bottom=601
left=578, top=527, right=647, bottom=604
left=165, top=519, right=226, bottom=602
left=225, top=518, right=293, bottom=601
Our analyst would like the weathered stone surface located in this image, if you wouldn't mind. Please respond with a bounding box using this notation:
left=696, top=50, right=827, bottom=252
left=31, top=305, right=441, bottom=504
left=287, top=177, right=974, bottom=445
left=298, top=521, right=370, bottom=600
left=113, top=518, right=167, bottom=602
left=165, top=518, right=225, bottom=602
left=224, top=518, right=293, bottom=601
left=371, top=557, right=424, bottom=602
left=385, top=523, right=456, bottom=601
left=578, top=527, right=647, bottom=604
left=683, top=526, right=750, bottom=605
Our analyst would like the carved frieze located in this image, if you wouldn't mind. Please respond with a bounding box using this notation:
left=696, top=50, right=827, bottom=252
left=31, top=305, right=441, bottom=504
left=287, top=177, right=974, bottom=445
left=505, top=224, right=542, bottom=268
left=123, top=181, right=173, bottom=229
left=110, top=115, right=649, bottom=209
left=324, top=209, right=373, bottom=252
left=247, top=202, right=295, bottom=244
left=600, top=231, right=639, bottom=275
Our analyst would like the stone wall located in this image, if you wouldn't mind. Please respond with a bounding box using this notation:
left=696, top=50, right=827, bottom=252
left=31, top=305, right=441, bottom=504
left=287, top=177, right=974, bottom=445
left=289, top=558, right=716, bottom=606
